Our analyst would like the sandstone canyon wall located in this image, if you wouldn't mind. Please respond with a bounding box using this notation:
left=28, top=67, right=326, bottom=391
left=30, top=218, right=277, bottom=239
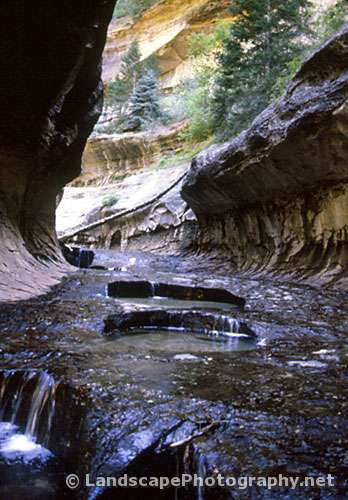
left=58, top=163, right=196, bottom=255
left=78, top=122, right=186, bottom=186
left=103, top=0, right=231, bottom=89
left=0, top=1, right=116, bottom=301
left=182, top=26, right=348, bottom=287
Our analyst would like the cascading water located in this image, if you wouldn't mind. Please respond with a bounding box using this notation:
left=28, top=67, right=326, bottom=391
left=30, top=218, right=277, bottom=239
left=0, top=370, right=58, bottom=462
left=211, top=314, right=244, bottom=336
left=194, top=450, right=206, bottom=500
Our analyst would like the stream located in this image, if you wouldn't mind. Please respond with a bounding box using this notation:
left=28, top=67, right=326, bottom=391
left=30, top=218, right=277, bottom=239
left=0, top=250, right=347, bottom=499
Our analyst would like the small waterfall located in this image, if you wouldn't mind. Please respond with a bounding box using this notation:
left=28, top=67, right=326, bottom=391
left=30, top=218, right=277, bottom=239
left=203, top=314, right=244, bottom=337
left=11, top=371, right=36, bottom=424
left=0, top=370, right=58, bottom=460
left=25, top=371, right=57, bottom=444
left=194, top=449, right=206, bottom=500
left=222, top=315, right=241, bottom=334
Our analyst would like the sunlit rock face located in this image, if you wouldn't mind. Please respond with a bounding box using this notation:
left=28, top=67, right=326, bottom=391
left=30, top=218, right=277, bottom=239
left=0, top=1, right=116, bottom=301
left=182, top=26, right=348, bottom=287
left=58, top=163, right=196, bottom=255
left=78, top=123, right=186, bottom=186
left=103, top=0, right=231, bottom=89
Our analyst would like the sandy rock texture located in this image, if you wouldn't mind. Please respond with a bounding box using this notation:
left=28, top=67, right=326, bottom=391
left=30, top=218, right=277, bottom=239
left=58, top=164, right=196, bottom=254
left=77, top=123, right=186, bottom=186
left=103, top=0, right=231, bottom=89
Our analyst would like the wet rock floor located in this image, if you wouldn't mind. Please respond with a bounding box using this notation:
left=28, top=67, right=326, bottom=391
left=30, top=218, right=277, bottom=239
left=0, top=251, right=347, bottom=499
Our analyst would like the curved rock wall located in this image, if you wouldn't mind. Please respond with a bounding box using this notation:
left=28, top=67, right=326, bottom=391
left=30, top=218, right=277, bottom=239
left=0, top=1, right=116, bottom=301
left=182, top=26, right=348, bottom=287
left=59, top=164, right=197, bottom=255
left=84, top=182, right=197, bottom=255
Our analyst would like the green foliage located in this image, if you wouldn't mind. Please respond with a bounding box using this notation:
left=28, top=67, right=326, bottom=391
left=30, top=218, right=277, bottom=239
left=175, top=21, right=232, bottom=143
left=178, top=80, right=215, bottom=143
left=315, top=0, right=347, bottom=41
left=102, top=194, right=120, bottom=207
left=105, top=41, right=141, bottom=112
left=270, top=54, right=305, bottom=99
left=160, top=91, right=188, bottom=124
left=187, top=20, right=231, bottom=59
left=94, top=121, right=119, bottom=135
left=151, top=143, right=209, bottom=170
left=113, top=0, right=157, bottom=19
left=103, top=41, right=163, bottom=133
left=213, top=0, right=311, bottom=137
left=110, top=173, right=127, bottom=184
left=271, top=0, right=347, bottom=99
left=126, top=70, right=162, bottom=130
left=119, top=41, right=142, bottom=81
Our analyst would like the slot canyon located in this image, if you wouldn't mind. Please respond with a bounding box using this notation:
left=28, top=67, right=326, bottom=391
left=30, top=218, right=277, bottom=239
left=0, top=1, right=347, bottom=499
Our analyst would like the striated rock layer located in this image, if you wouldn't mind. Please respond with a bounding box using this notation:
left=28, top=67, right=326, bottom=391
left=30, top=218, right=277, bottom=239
left=0, top=1, right=116, bottom=301
left=182, top=27, right=348, bottom=287
left=58, top=164, right=197, bottom=255
left=77, top=122, right=186, bottom=186
left=104, top=0, right=231, bottom=89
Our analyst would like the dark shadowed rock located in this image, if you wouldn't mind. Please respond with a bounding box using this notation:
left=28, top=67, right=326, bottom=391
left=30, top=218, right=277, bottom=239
left=0, top=0, right=116, bottom=301
left=60, top=244, right=95, bottom=269
left=181, top=26, right=348, bottom=286
left=107, top=280, right=246, bottom=308
left=103, top=309, right=255, bottom=337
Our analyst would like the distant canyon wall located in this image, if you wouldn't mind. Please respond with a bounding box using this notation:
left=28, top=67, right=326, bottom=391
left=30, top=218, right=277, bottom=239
left=103, top=0, right=231, bottom=90
left=69, top=182, right=197, bottom=256
left=60, top=163, right=197, bottom=255
left=78, top=123, right=186, bottom=186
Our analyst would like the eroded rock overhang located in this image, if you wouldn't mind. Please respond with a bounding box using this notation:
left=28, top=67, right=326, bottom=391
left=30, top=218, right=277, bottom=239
left=0, top=1, right=116, bottom=301
left=182, top=26, right=348, bottom=287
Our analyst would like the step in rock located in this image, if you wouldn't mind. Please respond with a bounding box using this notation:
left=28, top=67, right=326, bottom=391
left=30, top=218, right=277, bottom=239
left=107, top=280, right=246, bottom=309
left=104, top=309, right=256, bottom=338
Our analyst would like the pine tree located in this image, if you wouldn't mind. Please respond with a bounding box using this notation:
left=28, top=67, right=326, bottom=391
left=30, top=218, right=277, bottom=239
left=213, top=0, right=311, bottom=137
left=105, top=41, right=142, bottom=112
left=126, top=70, right=161, bottom=130
left=119, top=41, right=142, bottom=83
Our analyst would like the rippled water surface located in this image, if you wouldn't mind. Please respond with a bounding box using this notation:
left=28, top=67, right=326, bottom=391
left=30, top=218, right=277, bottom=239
left=0, top=250, right=347, bottom=499
left=110, top=329, right=256, bottom=354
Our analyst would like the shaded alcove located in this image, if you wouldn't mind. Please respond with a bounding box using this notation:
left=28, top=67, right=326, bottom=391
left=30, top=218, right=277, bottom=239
left=0, top=0, right=117, bottom=301
left=110, top=230, right=122, bottom=249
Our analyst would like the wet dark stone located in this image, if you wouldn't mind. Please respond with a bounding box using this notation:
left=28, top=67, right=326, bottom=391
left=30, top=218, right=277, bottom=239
left=107, top=280, right=246, bottom=309
left=0, top=250, right=347, bottom=499
left=108, top=280, right=153, bottom=298
left=61, top=244, right=95, bottom=269
left=88, top=401, right=230, bottom=500
left=103, top=309, right=255, bottom=337
left=0, top=369, right=89, bottom=499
